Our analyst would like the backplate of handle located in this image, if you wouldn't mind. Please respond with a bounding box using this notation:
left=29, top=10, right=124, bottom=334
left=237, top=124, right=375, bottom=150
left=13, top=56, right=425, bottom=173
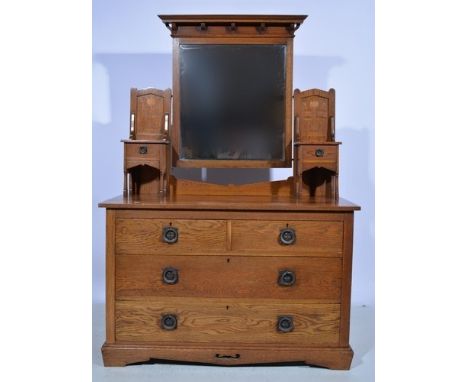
left=279, top=227, right=296, bottom=245
left=315, top=148, right=324, bottom=157
left=162, top=226, right=178, bottom=244
left=162, top=267, right=179, bottom=284
left=278, top=270, right=296, bottom=286
left=277, top=316, right=294, bottom=333
left=161, top=314, right=177, bottom=330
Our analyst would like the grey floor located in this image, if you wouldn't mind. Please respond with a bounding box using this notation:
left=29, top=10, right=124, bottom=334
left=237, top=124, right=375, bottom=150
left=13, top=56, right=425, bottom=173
left=93, top=303, right=374, bottom=382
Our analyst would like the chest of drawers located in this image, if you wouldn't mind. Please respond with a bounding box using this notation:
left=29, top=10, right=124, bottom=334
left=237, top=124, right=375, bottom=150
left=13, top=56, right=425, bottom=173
left=99, top=194, right=360, bottom=369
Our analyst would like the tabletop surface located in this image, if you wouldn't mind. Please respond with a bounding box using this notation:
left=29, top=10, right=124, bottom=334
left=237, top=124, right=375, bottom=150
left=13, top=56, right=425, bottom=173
left=99, top=194, right=361, bottom=212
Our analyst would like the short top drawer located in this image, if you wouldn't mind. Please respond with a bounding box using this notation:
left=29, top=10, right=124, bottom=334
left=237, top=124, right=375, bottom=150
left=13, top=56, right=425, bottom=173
left=115, top=218, right=227, bottom=255
left=231, top=220, right=343, bottom=255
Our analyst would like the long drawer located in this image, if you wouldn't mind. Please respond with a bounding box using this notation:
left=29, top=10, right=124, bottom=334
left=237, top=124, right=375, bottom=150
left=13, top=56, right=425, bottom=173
left=115, top=297, right=341, bottom=346
left=115, top=255, right=342, bottom=301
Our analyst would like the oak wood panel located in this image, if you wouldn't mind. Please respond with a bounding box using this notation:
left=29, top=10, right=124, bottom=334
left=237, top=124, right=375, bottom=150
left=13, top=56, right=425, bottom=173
left=159, top=15, right=307, bottom=39
left=340, top=212, right=354, bottom=346
left=124, top=142, right=162, bottom=168
left=125, top=142, right=165, bottom=159
left=168, top=26, right=300, bottom=38
left=175, top=159, right=289, bottom=168
left=170, top=176, right=294, bottom=196
left=301, top=145, right=337, bottom=161
left=115, top=255, right=342, bottom=301
left=231, top=220, right=343, bottom=254
left=105, top=210, right=116, bottom=343
left=115, top=218, right=227, bottom=255
left=299, top=144, right=338, bottom=173
left=102, top=342, right=353, bottom=369
left=130, top=88, right=171, bottom=140
left=294, top=88, right=335, bottom=143
left=115, top=209, right=349, bottom=221
left=115, top=297, right=340, bottom=346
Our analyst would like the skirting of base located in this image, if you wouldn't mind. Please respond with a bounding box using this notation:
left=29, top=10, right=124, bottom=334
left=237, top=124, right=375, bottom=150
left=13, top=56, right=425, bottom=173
left=102, top=342, right=353, bottom=370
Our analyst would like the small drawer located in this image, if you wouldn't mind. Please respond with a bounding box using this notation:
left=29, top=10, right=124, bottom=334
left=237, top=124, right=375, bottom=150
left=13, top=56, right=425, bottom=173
left=231, top=220, right=343, bottom=256
left=124, top=142, right=164, bottom=168
left=125, top=142, right=162, bottom=158
left=115, top=218, right=227, bottom=255
left=301, top=145, right=337, bottom=161
left=115, top=297, right=340, bottom=346
left=299, top=145, right=338, bottom=172
left=115, top=255, right=342, bottom=301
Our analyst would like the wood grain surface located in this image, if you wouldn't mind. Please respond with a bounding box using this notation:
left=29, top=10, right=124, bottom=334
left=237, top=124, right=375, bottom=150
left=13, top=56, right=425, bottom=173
left=99, top=193, right=360, bottom=211
left=115, top=218, right=227, bottom=255
left=170, top=176, right=295, bottom=197
left=131, top=88, right=171, bottom=140
left=105, top=210, right=116, bottom=343
left=293, top=88, right=335, bottom=143
left=102, top=342, right=353, bottom=369
left=115, top=297, right=340, bottom=345
left=231, top=219, right=343, bottom=254
left=115, top=255, right=342, bottom=301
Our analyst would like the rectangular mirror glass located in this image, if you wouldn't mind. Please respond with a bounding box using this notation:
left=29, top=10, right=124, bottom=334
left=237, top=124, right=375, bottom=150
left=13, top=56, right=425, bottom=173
left=179, top=44, right=286, bottom=161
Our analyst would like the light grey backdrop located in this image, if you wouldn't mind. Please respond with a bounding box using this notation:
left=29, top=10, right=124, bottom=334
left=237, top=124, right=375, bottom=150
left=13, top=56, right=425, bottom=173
left=92, top=0, right=374, bottom=306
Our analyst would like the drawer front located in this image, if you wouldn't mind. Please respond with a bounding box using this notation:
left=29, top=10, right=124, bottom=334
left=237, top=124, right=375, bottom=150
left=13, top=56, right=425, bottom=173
left=301, top=145, right=337, bottom=162
left=125, top=142, right=161, bottom=159
left=115, top=297, right=340, bottom=346
left=116, top=255, right=342, bottom=301
left=125, top=143, right=163, bottom=168
left=299, top=145, right=338, bottom=173
left=231, top=220, right=343, bottom=255
left=115, top=219, right=227, bottom=255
